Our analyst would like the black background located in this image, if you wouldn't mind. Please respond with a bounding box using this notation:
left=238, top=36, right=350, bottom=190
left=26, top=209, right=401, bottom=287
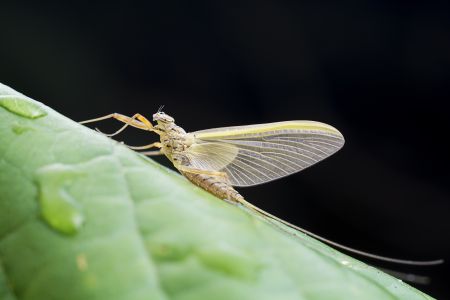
left=1, top=1, right=449, bottom=298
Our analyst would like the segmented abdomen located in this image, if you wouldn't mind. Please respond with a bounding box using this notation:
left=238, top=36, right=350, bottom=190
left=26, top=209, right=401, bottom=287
left=181, top=172, right=244, bottom=203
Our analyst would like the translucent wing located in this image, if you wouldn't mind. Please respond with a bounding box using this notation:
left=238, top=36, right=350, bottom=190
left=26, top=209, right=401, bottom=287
left=181, top=142, right=239, bottom=171
left=183, top=121, right=344, bottom=187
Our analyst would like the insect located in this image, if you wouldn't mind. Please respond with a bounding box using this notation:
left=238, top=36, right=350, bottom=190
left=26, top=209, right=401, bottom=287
left=80, top=108, right=443, bottom=267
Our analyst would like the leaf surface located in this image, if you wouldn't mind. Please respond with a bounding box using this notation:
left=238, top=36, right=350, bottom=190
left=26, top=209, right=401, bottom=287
left=0, top=83, right=434, bottom=300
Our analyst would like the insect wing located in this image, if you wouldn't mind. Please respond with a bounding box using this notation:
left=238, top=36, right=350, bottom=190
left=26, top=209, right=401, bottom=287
left=183, top=142, right=239, bottom=172
left=185, top=121, right=345, bottom=187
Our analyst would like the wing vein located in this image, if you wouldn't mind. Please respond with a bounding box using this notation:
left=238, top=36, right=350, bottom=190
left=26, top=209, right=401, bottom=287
left=183, top=124, right=344, bottom=187
left=228, top=164, right=255, bottom=185
left=237, top=148, right=299, bottom=173
left=232, top=156, right=273, bottom=181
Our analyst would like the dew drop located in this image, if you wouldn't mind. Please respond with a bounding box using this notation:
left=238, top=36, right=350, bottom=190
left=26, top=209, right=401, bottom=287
left=0, top=96, right=47, bottom=119
left=11, top=123, right=33, bottom=135
left=341, top=260, right=350, bottom=265
left=196, top=245, right=262, bottom=279
left=35, top=164, right=84, bottom=235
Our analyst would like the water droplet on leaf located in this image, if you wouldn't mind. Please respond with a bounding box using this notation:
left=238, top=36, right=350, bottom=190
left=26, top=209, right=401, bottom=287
left=35, top=164, right=84, bottom=235
left=197, top=245, right=262, bottom=279
left=0, top=96, right=47, bottom=119
left=11, top=123, right=33, bottom=135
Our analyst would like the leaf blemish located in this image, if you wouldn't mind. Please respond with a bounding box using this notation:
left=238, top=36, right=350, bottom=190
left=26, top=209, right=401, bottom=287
left=76, top=253, right=89, bottom=272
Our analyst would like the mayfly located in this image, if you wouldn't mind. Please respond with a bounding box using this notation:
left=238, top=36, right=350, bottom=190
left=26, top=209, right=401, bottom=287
left=80, top=109, right=443, bottom=267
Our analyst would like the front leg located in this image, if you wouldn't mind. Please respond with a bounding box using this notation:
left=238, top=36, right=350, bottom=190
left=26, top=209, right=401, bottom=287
left=80, top=113, right=154, bottom=136
left=139, top=150, right=164, bottom=156
left=127, top=142, right=162, bottom=150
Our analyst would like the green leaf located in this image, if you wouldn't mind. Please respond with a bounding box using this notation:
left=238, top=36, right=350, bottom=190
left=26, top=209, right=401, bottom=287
left=0, top=82, right=434, bottom=300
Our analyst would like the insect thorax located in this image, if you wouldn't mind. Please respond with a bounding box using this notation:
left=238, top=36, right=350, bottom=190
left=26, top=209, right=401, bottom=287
left=157, top=122, right=191, bottom=154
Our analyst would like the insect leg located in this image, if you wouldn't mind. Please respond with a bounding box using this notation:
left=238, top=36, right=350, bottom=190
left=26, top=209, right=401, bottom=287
left=134, top=114, right=153, bottom=130
left=79, top=113, right=118, bottom=124
left=80, top=113, right=153, bottom=136
left=101, top=113, right=155, bottom=137
left=139, top=150, right=163, bottom=156
left=127, top=142, right=162, bottom=150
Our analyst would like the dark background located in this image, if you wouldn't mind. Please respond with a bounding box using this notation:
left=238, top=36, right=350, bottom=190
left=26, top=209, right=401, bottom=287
left=1, top=1, right=449, bottom=298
